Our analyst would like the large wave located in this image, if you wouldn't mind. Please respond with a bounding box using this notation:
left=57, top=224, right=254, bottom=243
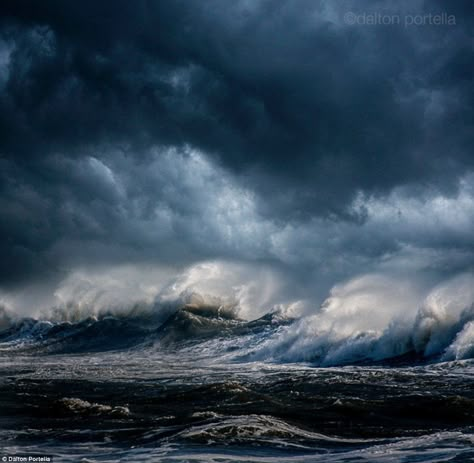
left=250, top=273, right=474, bottom=365
left=2, top=268, right=474, bottom=366
left=0, top=291, right=295, bottom=355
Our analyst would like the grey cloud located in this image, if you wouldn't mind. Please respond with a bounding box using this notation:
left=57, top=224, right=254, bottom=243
left=0, top=0, right=473, bottom=294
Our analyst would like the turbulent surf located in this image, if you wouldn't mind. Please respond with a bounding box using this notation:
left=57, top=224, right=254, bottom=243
left=2, top=290, right=474, bottom=463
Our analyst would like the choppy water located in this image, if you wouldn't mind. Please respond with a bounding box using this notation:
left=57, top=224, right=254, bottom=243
left=2, top=305, right=474, bottom=462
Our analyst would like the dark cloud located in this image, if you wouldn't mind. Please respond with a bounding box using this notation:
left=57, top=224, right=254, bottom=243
left=0, top=0, right=473, bottom=291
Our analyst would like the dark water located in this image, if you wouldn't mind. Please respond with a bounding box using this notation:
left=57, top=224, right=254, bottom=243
left=1, top=306, right=474, bottom=462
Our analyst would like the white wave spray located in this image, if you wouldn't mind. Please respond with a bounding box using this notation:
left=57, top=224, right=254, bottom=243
left=252, top=273, right=474, bottom=365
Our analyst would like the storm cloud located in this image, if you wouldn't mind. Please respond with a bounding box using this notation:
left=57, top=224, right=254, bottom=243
left=0, top=0, right=473, bottom=313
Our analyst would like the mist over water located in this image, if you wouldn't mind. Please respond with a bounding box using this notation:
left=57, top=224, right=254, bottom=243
left=2, top=261, right=474, bottom=366
left=2, top=265, right=474, bottom=462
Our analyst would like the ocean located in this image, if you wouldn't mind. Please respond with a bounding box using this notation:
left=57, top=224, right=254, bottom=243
left=1, top=304, right=474, bottom=462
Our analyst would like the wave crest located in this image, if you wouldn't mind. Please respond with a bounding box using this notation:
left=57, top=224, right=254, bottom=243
left=250, top=274, right=474, bottom=365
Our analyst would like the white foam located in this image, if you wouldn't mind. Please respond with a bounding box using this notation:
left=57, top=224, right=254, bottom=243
left=253, top=273, right=474, bottom=365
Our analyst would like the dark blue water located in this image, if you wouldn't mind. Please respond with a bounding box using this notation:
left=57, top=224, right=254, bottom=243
left=1, top=305, right=474, bottom=462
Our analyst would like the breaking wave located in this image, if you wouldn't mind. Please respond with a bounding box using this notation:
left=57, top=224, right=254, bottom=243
left=2, top=272, right=474, bottom=366
left=0, top=293, right=294, bottom=355
left=251, top=273, right=474, bottom=365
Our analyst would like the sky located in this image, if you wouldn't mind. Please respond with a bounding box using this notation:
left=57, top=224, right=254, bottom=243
left=0, top=0, right=473, bottom=317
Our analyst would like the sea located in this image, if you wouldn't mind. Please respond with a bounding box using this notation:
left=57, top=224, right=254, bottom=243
left=1, top=302, right=474, bottom=462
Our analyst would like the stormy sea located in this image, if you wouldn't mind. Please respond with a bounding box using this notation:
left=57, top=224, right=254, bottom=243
left=2, top=289, right=474, bottom=463
left=2, top=0, right=473, bottom=461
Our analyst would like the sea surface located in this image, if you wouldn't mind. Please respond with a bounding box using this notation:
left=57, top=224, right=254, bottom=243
left=1, top=305, right=474, bottom=462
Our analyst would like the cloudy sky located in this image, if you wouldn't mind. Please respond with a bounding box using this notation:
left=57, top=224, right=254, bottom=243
left=0, top=0, right=473, bottom=315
